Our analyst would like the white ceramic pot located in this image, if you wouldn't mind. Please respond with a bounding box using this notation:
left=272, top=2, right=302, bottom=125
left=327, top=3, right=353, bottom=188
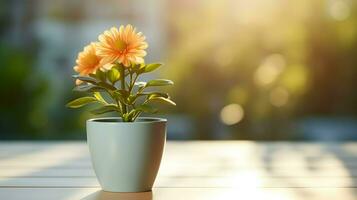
left=86, top=117, right=167, bottom=192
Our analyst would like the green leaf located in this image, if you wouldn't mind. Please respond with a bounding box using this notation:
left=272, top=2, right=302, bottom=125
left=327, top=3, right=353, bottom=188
left=72, top=75, right=99, bottom=84
left=139, top=92, right=169, bottom=99
left=72, top=74, right=116, bottom=91
left=96, top=69, right=106, bottom=82
left=108, top=68, right=120, bottom=84
left=147, top=92, right=169, bottom=99
left=128, top=95, right=137, bottom=104
left=115, top=90, right=130, bottom=98
left=135, top=104, right=158, bottom=113
left=97, top=82, right=117, bottom=91
left=73, top=84, right=104, bottom=92
left=142, top=63, right=162, bottom=73
left=131, top=63, right=144, bottom=73
left=89, top=73, right=97, bottom=78
left=135, top=81, right=147, bottom=88
left=148, top=97, right=176, bottom=106
left=112, top=90, right=130, bottom=105
left=93, top=92, right=107, bottom=104
left=122, top=110, right=138, bottom=122
left=146, top=79, right=174, bottom=87
left=66, top=97, right=97, bottom=108
left=90, top=104, right=118, bottom=115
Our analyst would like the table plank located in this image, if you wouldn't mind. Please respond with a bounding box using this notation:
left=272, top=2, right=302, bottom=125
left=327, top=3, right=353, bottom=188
left=1, top=188, right=357, bottom=200
left=1, top=167, right=357, bottom=177
left=1, top=176, right=357, bottom=188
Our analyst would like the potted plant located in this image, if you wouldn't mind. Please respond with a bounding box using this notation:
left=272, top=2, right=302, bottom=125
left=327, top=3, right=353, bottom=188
left=66, top=24, right=175, bottom=192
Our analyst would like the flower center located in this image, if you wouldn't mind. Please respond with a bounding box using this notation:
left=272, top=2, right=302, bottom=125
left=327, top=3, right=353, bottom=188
left=87, top=55, right=100, bottom=69
left=115, top=40, right=127, bottom=52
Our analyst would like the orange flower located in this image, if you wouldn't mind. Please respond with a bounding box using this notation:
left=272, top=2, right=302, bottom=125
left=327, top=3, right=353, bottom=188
left=96, top=25, right=148, bottom=67
left=73, top=43, right=103, bottom=84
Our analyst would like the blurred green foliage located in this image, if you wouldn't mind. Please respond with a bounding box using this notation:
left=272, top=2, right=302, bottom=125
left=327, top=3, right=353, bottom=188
left=0, top=0, right=356, bottom=140
left=0, top=44, right=49, bottom=138
left=164, top=0, right=357, bottom=139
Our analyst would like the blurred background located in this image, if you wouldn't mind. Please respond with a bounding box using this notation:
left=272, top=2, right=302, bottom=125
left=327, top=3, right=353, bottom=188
left=0, top=0, right=356, bottom=141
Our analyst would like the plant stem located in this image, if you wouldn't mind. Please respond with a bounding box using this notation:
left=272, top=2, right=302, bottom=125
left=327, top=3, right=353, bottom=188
left=129, top=71, right=133, bottom=92
left=132, top=74, right=139, bottom=91
left=133, top=111, right=142, bottom=121
left=115, top=98, right=123, bottom=116
left=128, top=70, right=138, bottom=94
left=120, top=67, right=127, bottom=115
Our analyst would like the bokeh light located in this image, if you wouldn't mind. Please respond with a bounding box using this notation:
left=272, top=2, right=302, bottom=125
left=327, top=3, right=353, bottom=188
left=328, top=0, right=351, bottom=21
left=220, top=104, right=244, bottom=125
left=269, top=87, right=289, bottom=107
left=254, top=54, right=286, bottom=87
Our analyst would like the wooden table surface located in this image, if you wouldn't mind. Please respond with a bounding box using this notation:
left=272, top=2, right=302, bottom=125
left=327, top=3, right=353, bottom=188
left=1, top=141, right=357, bottom=200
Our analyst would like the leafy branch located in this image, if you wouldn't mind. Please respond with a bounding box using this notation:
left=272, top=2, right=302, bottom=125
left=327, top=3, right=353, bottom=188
left=66, top=63, right=175, bottom=122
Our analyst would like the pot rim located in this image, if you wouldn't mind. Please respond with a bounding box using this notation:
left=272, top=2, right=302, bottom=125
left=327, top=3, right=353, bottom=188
left=87, top=117, right=167, bottom=124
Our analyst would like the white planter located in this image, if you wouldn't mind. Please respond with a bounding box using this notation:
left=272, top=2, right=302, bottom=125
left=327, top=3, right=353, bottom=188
left=86, top=117, right=167, bottom=192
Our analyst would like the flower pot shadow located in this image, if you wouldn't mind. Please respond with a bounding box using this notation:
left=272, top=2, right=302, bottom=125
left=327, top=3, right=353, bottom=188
left=81, top=190, right=153, bottom=200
